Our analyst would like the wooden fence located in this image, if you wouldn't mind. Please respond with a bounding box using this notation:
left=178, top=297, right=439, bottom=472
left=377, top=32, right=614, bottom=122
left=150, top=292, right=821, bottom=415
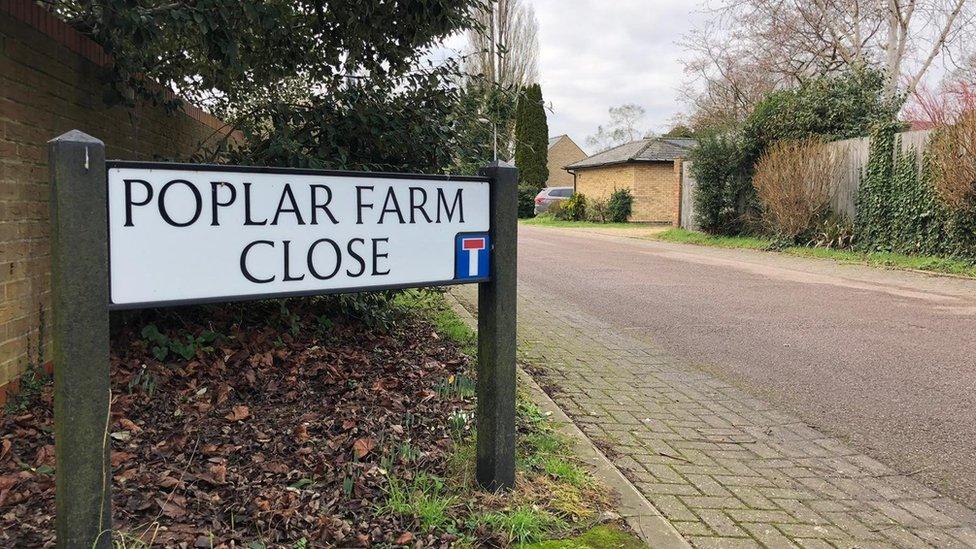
left=679, top=160, right=698, bottom=231
left=824, top=130, right=932, bottom=219
left=678, top=130, right=934, bottom=230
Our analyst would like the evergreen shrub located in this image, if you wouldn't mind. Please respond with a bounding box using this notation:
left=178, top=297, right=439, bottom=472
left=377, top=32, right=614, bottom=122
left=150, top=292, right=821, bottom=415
left=607, top=188, right=634, bottom=222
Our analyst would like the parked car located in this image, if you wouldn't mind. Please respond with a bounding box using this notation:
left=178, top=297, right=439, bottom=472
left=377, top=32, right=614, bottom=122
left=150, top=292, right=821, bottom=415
left=534, top=187, right=574, bottom=215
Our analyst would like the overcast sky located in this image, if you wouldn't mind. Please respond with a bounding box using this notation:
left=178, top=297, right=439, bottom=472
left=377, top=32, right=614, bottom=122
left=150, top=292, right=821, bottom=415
left=532, top=0, right=707, bottom=150
left=443, top=1, right=708, bottom=154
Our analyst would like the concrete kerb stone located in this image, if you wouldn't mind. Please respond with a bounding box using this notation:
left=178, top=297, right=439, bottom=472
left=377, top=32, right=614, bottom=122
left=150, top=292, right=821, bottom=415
left=445, top=290, right=690, bottom=548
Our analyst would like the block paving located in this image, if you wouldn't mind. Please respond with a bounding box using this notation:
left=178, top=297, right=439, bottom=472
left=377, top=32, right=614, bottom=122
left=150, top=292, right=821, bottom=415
left=453, top=285, right=976, bottom=548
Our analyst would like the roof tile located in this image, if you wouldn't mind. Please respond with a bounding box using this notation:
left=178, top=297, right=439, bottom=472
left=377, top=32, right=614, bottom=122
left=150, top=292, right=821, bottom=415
left=566, top=137, right=696, bottom=169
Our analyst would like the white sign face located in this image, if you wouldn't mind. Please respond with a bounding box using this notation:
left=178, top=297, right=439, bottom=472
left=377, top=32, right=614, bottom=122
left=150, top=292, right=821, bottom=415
left=107, top=163, right=491, bottom=308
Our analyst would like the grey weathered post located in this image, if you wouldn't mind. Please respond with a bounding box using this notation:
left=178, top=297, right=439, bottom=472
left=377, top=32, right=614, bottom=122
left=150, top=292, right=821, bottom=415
left=49, top=130, right=112, bottom=548
left=475, top=161, right=518, bottom=490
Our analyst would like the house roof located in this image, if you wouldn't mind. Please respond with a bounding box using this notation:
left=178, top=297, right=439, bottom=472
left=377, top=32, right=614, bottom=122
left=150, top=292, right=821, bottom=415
left=565, top=137, right=696, bottom=170
left=548, top=134, right=585, bottom=153
left=506, top=135, right=581, bottom=164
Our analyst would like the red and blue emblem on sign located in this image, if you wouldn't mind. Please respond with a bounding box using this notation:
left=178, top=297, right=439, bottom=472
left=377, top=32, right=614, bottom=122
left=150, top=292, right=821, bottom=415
left=455, top=233, right=490, bottom=281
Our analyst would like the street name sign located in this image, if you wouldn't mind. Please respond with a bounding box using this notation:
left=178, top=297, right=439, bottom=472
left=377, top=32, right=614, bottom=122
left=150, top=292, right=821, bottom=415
left=48, top=131, right=517, bottom=548
left=106, top=162, right=491, bottom=308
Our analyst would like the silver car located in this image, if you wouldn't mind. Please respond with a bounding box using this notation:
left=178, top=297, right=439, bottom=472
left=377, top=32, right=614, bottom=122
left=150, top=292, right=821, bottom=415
left=533, top=187, right=574, bottom=215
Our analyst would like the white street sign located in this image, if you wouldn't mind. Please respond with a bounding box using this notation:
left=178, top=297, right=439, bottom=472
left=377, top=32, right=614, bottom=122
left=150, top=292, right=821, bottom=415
left=106, top=163, right=491, bottom=308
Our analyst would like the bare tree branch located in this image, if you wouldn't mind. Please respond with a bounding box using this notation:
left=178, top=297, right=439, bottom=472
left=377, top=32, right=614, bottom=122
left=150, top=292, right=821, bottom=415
left=681, top=0, right=976, bottom=126
left=465, top=0, right=539, bottom=87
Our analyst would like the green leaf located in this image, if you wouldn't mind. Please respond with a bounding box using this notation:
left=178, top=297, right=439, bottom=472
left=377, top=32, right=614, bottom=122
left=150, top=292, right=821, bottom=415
left=289, top=478, right=314, bottom=490
left=152, top=346, right=169, bottom=361
left=34, top=465, right=55, bottom=475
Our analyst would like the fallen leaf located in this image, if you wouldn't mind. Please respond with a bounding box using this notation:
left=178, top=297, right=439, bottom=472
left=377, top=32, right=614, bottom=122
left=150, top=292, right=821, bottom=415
left=110, top=431, right=132, bottom=442
left=111, top=452, right=136, bottom=467
left=116, top=467, right=138, bottom=482
left=209, top=463, right=226, bottom=484
left=225, top=405, right=250, bottom=422
left=155, top=497, right=187, bottom=519
left=0, top=474, right=21, bottom=491
left=395, top=532, right=414, bottom=545
left=254, top=497, right=271, bottom=512
left=157, top=475, right=181, bottom=489
left=216, top=383, right=232, bottom=404
left=263, top=461, right=288, bottom=474
left=0, top=439, right=11, bottom=460
left=352, top=437, right=375, bottom=459
left=294, top=424, right=310, bottom=443
left=34, top=444, right=55, bottom=466
left=120, top=418, right=142, bottom=433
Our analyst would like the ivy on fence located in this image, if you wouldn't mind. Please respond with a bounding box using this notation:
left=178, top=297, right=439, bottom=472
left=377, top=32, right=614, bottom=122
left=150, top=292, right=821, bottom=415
left=855, top=123, right=976, bottom=259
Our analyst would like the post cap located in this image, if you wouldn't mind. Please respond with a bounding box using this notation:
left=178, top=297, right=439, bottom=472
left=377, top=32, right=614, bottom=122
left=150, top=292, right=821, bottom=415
left=48, top=129, right=104, bottom=146
left=478, top=161, right=518, bottom=181
left=481, top=160, right=515, bottom=169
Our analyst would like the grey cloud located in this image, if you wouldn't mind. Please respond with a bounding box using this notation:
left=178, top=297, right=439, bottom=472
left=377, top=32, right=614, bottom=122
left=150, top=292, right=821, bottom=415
left=534, top=0, right=706, bottom=141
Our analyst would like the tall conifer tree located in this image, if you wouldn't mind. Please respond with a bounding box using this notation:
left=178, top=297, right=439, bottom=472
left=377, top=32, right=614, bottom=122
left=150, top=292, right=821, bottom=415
left=514, top=84, right=549, bottom=189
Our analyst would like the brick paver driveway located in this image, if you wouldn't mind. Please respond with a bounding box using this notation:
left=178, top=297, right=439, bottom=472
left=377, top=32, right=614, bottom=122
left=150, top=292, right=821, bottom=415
left=451, top=226, right=976, bottom=548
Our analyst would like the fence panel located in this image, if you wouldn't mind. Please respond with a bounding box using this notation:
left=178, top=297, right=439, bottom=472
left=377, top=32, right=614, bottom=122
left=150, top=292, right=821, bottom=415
left=898, top=130, right=933, bottom=163
left=680, top=161, right=698, bottom=231
left=822, top=130, right=932, bottom=220
left=824, top=137, right=869, bottom=219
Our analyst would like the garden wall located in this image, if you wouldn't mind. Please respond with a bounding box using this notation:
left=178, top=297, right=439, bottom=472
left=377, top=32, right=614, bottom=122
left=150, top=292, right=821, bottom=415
left=0, top=0, right=238, bottom=403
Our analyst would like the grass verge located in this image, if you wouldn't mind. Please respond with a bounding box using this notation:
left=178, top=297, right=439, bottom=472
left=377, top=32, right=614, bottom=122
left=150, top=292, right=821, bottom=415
left=654, top=227, right=774, bottom=250
left=392, top=289, right=642, bottom=547
left=520, top=217, right=646, bottom=230
left=656, top=228, right=976, bottom=279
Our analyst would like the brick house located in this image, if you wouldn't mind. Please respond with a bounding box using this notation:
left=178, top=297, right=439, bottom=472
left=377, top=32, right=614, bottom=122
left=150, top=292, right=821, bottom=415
left=565, top=138, right=696, bottom=223
left=544, top=135, right=586, bottom=188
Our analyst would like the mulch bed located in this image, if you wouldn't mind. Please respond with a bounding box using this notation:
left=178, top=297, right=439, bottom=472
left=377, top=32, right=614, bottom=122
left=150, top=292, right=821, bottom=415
left=0, top=298, right=472, bottom=547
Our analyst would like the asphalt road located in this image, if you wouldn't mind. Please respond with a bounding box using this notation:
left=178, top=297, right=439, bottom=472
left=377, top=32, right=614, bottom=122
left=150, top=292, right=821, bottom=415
left=517, top=224, right=976, bottom=509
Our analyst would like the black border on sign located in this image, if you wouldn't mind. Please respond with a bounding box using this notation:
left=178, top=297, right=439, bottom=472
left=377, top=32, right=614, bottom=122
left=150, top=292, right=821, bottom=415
left=105, top=161, right=490, bottom=310
left=105, top=160, right=491, bottom=182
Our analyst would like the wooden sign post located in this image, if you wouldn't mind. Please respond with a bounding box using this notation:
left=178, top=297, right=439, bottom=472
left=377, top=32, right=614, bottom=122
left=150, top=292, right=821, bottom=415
left=49, top=130, right=113, bottom=548
left=475, top=161, right=518, bottom=491
left=47, top=130, right=518, bottom=546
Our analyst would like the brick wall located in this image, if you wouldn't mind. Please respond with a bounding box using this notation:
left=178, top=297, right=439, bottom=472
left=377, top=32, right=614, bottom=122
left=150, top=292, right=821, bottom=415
left=632, top=163, right=678, bottom=223
left=575, top=162, right=680, bottom=223
left=575, top=163, right=634, bottom=200
left=0, top=1, right=237, bottom=403
left=545, top=136, right=586, bottom=188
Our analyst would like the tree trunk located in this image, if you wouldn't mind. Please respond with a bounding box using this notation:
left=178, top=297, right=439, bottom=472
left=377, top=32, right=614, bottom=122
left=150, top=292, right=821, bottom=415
left=883, top=0, right=902, bottom=100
